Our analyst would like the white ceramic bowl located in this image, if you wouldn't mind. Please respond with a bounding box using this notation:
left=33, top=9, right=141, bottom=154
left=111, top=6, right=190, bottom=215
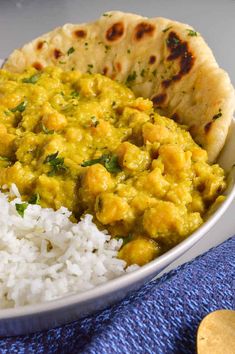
left=0, top=119, right=234, bottom=336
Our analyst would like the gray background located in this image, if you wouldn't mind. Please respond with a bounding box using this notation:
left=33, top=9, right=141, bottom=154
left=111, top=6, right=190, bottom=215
left=0, top=0, right=234, bottom=270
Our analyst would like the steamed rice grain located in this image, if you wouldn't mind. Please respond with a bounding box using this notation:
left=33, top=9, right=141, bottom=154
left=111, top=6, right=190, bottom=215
left=0, top=185, right=136, bottom=308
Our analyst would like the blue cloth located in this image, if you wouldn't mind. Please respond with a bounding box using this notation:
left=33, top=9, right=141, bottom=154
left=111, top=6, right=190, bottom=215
left=0, top=237, right=234, bottom=354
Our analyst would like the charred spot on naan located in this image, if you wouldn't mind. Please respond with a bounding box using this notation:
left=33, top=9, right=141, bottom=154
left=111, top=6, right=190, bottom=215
left=149, top=55, right=156, bottom=64
left=106, top=22, right=124, bottom=42
left=33, top=62, right=43, bottom=70
left=115, top=62, right=122, bottom=73
left=189, top=124, right=198, bottom=137
left=103, top=66, right=108, bottom=76
left=204, top=109, right=223, bottom=133
left=133, top=22, right=155, bottom=41
left=36, top=41, right=44, bottom=50
left=152, top=93, right=167, bottom=108
left=162, top=31, right=194, bottom=88
left=73, top=29, right=87, bottom=38
left=204, top=121, right=213, bottom=134
left=54, top=49, right=63, bottom=59
left=171, top=113, right=180, bottom=123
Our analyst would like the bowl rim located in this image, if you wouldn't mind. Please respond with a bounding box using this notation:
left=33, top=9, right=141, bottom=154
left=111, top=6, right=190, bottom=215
left=0, top=170, right=234, bottom=320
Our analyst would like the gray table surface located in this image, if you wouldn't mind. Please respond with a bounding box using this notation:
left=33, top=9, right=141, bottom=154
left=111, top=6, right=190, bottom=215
left=0, top=0, right=234, bottom=272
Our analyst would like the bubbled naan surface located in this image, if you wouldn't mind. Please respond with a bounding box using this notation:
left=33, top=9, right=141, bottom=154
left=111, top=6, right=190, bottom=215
left=4, top=11, right=235, bottom=162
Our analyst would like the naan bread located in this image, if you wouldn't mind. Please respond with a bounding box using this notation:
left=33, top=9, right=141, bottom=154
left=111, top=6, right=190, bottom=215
left=3, top=11, right=235, bottom=162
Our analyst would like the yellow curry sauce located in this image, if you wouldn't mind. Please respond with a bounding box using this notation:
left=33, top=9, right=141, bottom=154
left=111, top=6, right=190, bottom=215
left=0, top=67, right=226, bottom=265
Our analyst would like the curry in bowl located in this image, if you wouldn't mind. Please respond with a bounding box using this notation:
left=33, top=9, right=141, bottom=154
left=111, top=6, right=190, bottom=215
left=0, top=66, right=226, bottom=266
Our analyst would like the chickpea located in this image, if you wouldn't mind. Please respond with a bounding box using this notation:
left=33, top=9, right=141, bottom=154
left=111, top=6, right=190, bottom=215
left=142, top=122, right=169, bottom=143
left=143, top=201, right=182, bottom=238
left=191, top=147, right=208, bottom=162
left=42, top=112, right=67, bottom=131
left=129, top=97, right=153, bottom=112
left=0, top=125, right=15, bottom=157
left=145, top=168, right=169, bottom=198
left=95, top=192, right=129, bottom=224
left=117, top=142, right=149, bottom=171
left=0, top=124, right=7, bottom=135
left=90, top=119, right=112, bottom=138
left=118, top=238, right=160, bottom=266
left=159, top=144, right=189, bottom=174
left=65, top=127, right=83, bottom=143
left=82, top=164, right=114, bottom=196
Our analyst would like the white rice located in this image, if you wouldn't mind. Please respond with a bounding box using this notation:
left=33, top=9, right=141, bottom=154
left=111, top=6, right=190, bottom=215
left=0, top=185, right=137, bottom=308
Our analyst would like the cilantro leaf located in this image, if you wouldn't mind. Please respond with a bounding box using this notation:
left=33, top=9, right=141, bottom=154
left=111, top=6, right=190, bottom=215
left=42, top=123, right=54, bottom=135
left=162, top=26, right=172, bottom=33
left=15, top=203, right=28, bottom=217
left=0, top=156, right=9, bottom=161
left=11, top=100, right=27, bottom=113
left=67, top=47, right=75, bottom=55
left=187, top=29, right=198, bottom=37
left=44, top=152, right=67, bottom=176
left=126, top=71, right=137, bottom=85
left=104, top=155, right=121, bottom=173
left=81, top=154, right=121, bottom=173
left=70, top=91, right=79, bottom=98
left=28, top=193, right=40, bottom=205
left=22, top=74, right=40, bottom=84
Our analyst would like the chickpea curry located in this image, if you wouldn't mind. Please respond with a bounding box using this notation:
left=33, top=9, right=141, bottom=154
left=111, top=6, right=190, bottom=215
left=0, top=67, right=226, bottom=266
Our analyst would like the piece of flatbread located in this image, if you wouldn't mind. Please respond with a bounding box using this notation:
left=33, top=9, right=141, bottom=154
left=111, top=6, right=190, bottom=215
left=3, top=11, right=235, bottom=162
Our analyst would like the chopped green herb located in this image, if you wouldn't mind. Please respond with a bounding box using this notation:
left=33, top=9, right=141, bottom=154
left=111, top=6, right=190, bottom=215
left=44, top=151, right=59, bottom=163
left=44, top=151, right=67, bottom=176
left=91, top=116, right=99, bottom=127
left=59, top=61, right=66, bottom=65
left=0, top=156, right=9, bottom=161
left=127, top=49, right=131, bottom=54
left=42, top=123, right=54, bottom=135
left=187, top=29, right=198, bottom=37
left=67, top=47, right=75, bottom=55
left=140, top=69, right=146, bottom=77
left=81, top=157, right=103, bottom=167
left=4, top=110, right=11, bottom=116
left=152, top=69, right=157, bottom=77
left=112, top=101, right=116, bottom=107
left=10, top=100, right=27, bottom=113
left=105, top=45, right=111, bottom=53
left=15, top=203, right=28, bottom=218
left=22, top=73, right=40, bottom=84
left=102, top=13, right=112, bottom=17
left=87, top=64, right=93, bottom=74
left=81, top=154, right=121, bottom=173
left=104, top=154, right=122, bottom=173
left=212, top=108, right=222, bottom=120
left=28, top=193, right=40, bottom=205
left=70, top=91, right=79, bottom=98
left=84, top=42, right=88, bottom=50
left=162, top=26, right=172, bottom=33
left=126, top=71, right=137, bottom=84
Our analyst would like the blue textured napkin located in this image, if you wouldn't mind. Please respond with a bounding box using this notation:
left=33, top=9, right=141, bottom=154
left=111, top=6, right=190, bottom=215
left=0, top=236, right=234, bottom=354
